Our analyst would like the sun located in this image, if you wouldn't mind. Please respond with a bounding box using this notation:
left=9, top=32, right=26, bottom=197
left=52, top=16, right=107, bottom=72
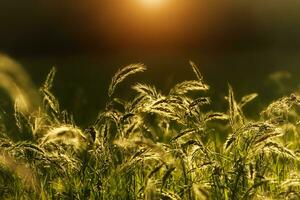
left=139, top=0, right=167, bottom=8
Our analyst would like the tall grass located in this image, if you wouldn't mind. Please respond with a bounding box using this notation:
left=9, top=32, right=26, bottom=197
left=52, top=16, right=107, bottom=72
left=0, top=54, right=299, bottom=199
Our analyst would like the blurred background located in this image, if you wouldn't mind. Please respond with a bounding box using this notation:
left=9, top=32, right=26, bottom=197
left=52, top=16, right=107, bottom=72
left=1, top=0, right=300, bottom=124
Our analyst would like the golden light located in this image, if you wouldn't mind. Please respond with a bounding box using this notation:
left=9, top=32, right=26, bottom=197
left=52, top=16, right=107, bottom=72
left=65, top=0, right=226, bottom=50
left=139, top=0, right=168, bottom=9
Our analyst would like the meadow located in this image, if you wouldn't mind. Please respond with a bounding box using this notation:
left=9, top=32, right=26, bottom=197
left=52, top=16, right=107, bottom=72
left=0, top=54, right=300, bottom=199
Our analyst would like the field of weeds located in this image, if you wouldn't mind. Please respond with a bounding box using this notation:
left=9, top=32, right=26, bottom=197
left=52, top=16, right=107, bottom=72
left=0, top=54, right=300, bottom=199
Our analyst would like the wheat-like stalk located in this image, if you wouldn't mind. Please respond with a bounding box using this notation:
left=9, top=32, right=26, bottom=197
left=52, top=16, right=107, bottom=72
left=108, top=64, right=146, bottom=97
left=0, top=58, right=299, bottom=199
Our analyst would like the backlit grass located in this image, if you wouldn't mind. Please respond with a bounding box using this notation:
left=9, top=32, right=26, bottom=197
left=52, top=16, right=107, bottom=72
left=0, top=54, right=299, bottom=199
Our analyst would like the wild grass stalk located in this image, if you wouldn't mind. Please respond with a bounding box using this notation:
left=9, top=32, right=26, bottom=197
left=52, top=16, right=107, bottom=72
left=0, top=55, right=299, bottom=199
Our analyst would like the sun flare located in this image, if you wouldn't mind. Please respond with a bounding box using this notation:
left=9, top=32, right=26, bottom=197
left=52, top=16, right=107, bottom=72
left=139, top=0, right=167, bottom=8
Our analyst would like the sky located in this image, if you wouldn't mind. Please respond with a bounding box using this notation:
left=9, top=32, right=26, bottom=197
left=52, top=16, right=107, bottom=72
left=1, top=0, right=300, bottom=55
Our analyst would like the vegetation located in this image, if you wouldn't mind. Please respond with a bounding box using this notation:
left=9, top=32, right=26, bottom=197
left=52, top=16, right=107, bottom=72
left=0, top=54, right=300, bottom=199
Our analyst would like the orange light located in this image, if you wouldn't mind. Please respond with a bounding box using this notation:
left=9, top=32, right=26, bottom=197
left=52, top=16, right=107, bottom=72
left=139, top=0, right=167, bottom=8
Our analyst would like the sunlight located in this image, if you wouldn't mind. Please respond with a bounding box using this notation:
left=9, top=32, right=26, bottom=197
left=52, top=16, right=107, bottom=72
left=139, top=0, right=167, bottom=9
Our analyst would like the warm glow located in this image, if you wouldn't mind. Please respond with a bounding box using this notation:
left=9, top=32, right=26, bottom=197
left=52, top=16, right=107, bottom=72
left=139, top=0, right=167, bottom=8
left=69, top=1, right=225, bottom=50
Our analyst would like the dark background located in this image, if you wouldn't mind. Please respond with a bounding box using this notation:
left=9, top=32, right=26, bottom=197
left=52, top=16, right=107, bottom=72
left=1, top=0, right=300, bottom=124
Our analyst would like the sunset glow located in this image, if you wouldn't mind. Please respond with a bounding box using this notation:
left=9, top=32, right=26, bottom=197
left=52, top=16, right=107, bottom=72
left=139, top=0, right=167, bottom=8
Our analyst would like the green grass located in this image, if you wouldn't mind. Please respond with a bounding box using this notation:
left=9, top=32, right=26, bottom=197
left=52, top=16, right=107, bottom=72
left=0, top=54, right=300, bottom=199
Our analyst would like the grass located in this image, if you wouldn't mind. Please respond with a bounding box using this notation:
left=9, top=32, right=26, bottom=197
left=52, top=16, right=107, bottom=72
left=0, top=54, right=300, bottom=199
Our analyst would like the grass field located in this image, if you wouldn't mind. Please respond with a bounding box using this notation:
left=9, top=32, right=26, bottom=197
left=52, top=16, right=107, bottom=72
left=0, top=54, right=300, bottom=199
